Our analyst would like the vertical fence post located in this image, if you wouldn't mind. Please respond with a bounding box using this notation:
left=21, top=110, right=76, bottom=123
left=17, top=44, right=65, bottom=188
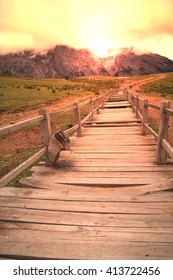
left=136, top=95, right=139, bottom=117
left=132, top=94, right=135, bottom=112
left=124, top=89, right=128, bottom=100
left=101, top=95, right=104, bottom=109
left=89, top=96, right=94, bottom=120
left=73, top=101, right=82, bottom=137
left=39, top=108, right=52, bottom=166
left=96, top=96, right=100, bottom=114
left=142, top=99, right=148, bottom=135
left=156, top=101, right=170, bottom=164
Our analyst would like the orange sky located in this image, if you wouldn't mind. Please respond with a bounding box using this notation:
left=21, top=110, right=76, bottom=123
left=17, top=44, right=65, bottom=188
left=0, top=0, right=173, bottom=59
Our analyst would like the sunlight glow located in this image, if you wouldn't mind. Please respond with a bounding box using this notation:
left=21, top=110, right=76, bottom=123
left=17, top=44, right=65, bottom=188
left=0, top=0, right=173, bottom=60
left=88, top=38, right=112, bottom=57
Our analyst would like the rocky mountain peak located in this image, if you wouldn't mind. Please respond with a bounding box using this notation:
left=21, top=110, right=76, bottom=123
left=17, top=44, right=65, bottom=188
left=0, top=45, right=173, bottom=78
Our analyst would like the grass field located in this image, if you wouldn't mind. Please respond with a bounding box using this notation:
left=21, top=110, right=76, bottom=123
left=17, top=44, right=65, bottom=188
left=0, top=76, right=123, bottom=112
left=141, top=72, right=173, bottom=98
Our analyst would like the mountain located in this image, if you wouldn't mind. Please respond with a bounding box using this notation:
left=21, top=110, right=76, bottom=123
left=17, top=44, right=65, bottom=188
left=0, top=45, right=173, bottom=78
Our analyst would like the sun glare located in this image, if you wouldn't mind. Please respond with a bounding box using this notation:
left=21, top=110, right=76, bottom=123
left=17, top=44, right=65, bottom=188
left=88, top=38, right=111, bottom=57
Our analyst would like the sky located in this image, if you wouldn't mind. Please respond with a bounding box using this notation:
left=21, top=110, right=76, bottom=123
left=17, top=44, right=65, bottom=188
left=0, top=0, right=173, bottom=59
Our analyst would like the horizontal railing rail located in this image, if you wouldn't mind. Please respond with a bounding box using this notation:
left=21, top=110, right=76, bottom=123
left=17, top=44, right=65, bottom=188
left=124, top=89, right=173, bottom=164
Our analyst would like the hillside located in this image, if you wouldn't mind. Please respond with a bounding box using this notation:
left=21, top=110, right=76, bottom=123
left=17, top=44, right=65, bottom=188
left=1, top=46, right=173, bottom=78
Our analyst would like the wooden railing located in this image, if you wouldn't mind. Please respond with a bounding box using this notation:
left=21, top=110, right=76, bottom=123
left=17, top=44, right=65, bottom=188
left=124, top=89, right=173, bottom=164
left=0, top=89, right=114, bottom=187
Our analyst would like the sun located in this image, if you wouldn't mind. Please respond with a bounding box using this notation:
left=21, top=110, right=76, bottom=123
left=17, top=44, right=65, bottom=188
left=88, top=38, right=111, bottom=57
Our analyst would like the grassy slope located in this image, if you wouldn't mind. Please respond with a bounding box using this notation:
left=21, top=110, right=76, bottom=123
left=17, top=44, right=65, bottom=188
left=140, top=72, right=173, bottom=99
left=0, top=76, right=123, bottom=112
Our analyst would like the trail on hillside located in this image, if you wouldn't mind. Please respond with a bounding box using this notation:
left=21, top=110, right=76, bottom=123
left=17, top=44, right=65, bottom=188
left=120, top=74, right=166, bottom=92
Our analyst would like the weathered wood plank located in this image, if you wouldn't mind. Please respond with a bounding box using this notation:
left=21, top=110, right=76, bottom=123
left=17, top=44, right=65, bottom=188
left=31, top=167, right=173, bottom=178
left=0, top=240, right=173, bottom=259
left=1, top=197, right=173, bottom=214
left=27, top=176, right=170, bottom=186
left=1, top=184, right=173, bottom=202
left=1, top=227, right=173, bottom=243
left=54, top=165, right=173, bottom=172
left=1, top=207, right=173, bottom=228
left=2, top=221, right=173, bottom=234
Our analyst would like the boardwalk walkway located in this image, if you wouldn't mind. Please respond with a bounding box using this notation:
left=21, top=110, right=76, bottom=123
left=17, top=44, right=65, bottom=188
left=0, top=92, right=173, bottom=259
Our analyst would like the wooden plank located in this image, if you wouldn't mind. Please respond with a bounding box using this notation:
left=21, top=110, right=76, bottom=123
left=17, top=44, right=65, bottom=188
left=48, top=165, right=173, bottom=172
left=69, top=146, right=157, bottom=151
left=28, top=176, right=169, bottom=186
left=59, top=152, right=156, bottom=159
left=2, top=221, right=173, bottom=234
left=31, top=167, right=173, bottom=178
left=56, top=159, right=160, bottom=167
left=83, top=123, right=142, bottom=127
left=1, top=197, right=173, bottom=214
left=0, top=240, right=173, bottom=259
left=1, top=227, right=173, bottom=244
left=1, top=207, right=173, bottom=228
left=1, top=185, right=173, bottom=202
left=103, top=104, right=131, bottom=108
left=51, top=156, right=160, bottom=163
left=85, top=119, right=142, bottom=124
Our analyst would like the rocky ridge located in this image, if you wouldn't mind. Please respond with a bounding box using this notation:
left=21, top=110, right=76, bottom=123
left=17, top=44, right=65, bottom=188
left=0, top=45, right=173, bottom=78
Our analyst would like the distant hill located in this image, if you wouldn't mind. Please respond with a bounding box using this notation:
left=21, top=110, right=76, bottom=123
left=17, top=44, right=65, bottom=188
left=0, top=45, right=173, bottom=78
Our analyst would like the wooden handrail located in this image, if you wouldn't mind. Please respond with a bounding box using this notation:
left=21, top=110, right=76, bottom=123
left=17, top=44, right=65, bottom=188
left=126, top=89, right=173, bottom=164
left=0, top=115, right=44, bottom=137
left=165, top=108, right=173, bottom=116
left=0, top=147, right=46, bottom=188
left=50, top=105, right=75, bottom=116
left=147, top=103, right=160, bottom=110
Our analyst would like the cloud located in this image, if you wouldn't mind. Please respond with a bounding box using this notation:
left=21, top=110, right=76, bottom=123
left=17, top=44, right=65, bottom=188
left=0, top=0, right=173, bottom=59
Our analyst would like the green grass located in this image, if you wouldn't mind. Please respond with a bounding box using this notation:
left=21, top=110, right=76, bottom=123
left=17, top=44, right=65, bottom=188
left=0, top=76, right=122, bottom=112
left=0, top=145, right=43, bottom=179
left=141, top=72, right=173, bottom=99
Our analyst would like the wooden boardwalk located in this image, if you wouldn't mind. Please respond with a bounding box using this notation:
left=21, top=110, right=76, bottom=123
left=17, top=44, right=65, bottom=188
left=0, top=91, right=173, bottom=259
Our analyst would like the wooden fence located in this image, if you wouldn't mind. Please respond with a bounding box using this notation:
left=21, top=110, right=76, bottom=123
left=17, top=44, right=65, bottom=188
left=1, top=88, right=173, bottom=188
left=124, top=89, right=173, bottom=164
left=0, top=90, right=113, bottom=187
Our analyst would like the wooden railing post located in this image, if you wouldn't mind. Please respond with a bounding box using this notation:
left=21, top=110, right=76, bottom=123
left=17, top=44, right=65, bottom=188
left=39, top=108, right=52, bottom=166
left=136, top=95, right=139, bottom=117
left=73, top=101, right=82, bottom=137
left=142, top=99, right=148, bottom=135
left=96, top=96, right=100, bottom=114
left=156, top=101, right=170, bottom=164
left=89, top=96, right=94, bottom=120
left=123, top=89, right=127, bottom=99
left=131, top=94, right=135, bottom=112
left=101, top=95, right=104, bottom=109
